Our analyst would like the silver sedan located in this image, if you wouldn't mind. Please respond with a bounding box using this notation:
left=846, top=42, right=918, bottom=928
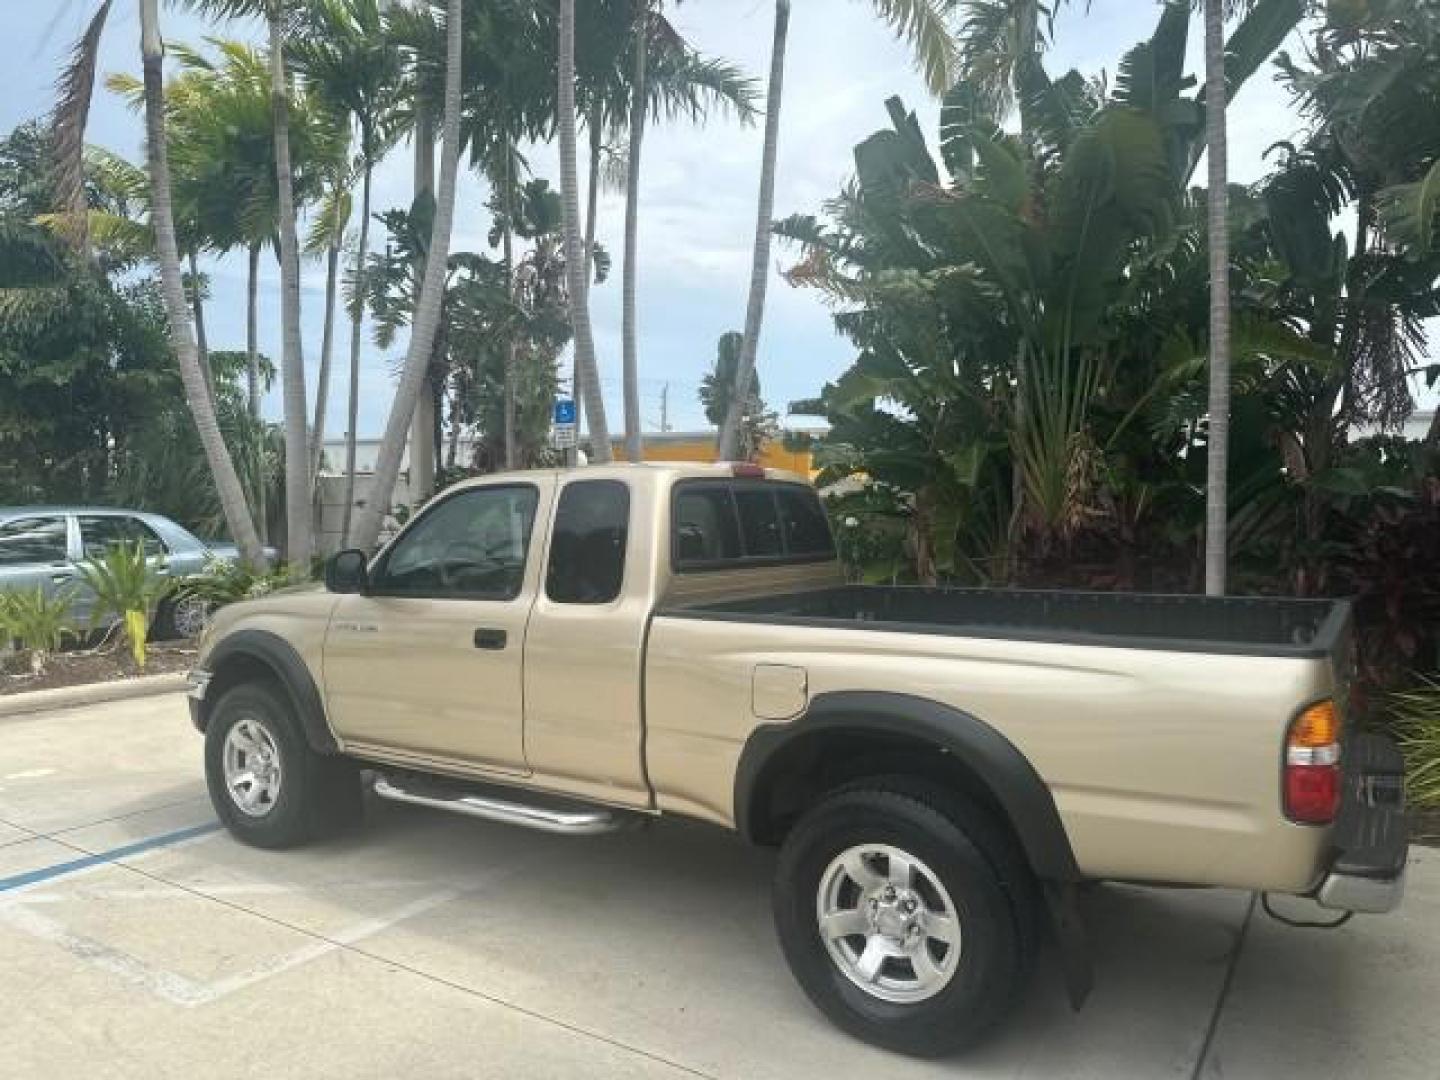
left=0, top=507, right=274, bottom=638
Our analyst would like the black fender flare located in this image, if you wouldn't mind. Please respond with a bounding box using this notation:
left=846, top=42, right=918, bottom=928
left=199, top=629, right=339, bottom=755
left=734, top=690, right=1080, bottom=883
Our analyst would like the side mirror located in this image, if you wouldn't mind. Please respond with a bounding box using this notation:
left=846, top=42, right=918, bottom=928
left=325, top=549, right=369, bottom=594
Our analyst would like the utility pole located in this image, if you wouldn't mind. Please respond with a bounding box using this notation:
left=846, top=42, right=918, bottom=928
left=660, top=383, right=670, bottom=433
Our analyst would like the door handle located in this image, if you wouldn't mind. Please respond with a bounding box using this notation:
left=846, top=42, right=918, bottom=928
left=473, top=627, right=507, bottom=651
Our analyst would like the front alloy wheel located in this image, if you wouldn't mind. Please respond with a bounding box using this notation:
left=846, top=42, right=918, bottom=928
left=222, top=716, right=284, bottom=817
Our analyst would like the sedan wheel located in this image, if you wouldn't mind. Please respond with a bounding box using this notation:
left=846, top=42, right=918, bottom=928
left=169, top=595, right=212, bottom=639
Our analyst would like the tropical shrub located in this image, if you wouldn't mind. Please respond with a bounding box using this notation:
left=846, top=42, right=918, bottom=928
left=75, top=542, right=173, bottom=669
left=0, top=587, right=76, bottom=675
left=1391, top=676, right=1440, bottom=811
left=177, top=558, right=298, bottom=613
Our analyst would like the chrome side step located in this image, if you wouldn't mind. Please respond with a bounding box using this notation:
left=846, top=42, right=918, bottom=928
left=372, top=775, right=629, bottom=836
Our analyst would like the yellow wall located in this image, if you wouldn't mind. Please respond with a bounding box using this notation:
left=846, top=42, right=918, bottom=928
left=611, top=436, right=815, bottom=476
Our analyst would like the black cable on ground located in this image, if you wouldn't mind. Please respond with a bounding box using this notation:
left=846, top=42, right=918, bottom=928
left=1260, top=891, right=1354, bottom=930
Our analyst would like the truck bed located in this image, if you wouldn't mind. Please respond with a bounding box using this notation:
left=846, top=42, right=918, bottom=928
left=661, top=585, right=1351, bottom=658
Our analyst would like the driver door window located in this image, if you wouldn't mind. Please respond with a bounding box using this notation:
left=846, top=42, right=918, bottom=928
left=373, top=485, right=539, bottom=599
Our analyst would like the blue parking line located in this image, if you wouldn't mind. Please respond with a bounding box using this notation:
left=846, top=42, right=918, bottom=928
left=0, top=821, right=222, bottom=894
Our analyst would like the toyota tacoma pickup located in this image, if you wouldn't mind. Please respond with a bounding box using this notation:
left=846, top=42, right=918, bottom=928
left=187, top=463, right=1408, bottom=1055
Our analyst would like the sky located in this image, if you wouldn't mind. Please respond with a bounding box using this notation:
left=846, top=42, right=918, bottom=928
left=6, top=2, right=1372, bottom=441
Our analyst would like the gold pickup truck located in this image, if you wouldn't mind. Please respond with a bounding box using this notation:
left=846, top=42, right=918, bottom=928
left=187, top=463, right=1408, bottom=1055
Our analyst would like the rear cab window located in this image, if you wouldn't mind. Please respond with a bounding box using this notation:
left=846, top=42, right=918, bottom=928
left=671, top=479, right=835, bottom=571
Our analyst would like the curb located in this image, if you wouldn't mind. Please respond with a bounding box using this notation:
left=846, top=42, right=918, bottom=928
left=0, top=672, right=189, bottom=720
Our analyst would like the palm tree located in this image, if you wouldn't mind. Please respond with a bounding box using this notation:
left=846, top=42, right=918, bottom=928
left=349, top=0, right=463, bottom=550
left=291, top=0, right=403, bottom=535
left=558, top=0, right=614, bottom=462
left=1201, top=0, right=1230, bottom=596
left=49, top=1, right=264, bottom=565
left=617, top=8, right=761, bottom=462
left=306, top=177, right=351, bottom=484
left=138, top=0, right=265, bottom=567
left=188, top=0, right=312, bottom=571
left=717, top=0, right=959, bottom=459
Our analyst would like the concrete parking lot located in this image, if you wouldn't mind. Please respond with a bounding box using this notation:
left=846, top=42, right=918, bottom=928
left=0, top=693, right=1436, bottom=1079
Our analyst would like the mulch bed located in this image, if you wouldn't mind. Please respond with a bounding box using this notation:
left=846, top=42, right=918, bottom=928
left=0, top=642, right=197, bottom=696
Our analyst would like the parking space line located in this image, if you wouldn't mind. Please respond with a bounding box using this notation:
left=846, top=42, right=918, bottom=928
left=0, top=822, right=220, bottom=894
left=0, top=792, right=209, bottom=848
left=1188, top=890, right=1258, bottom=1080
left=100, top=848, right=718, bottom=1078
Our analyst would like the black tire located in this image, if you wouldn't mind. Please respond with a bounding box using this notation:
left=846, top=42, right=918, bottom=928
left=204, top=680, right=362, bottom=849
left=154, top=594, right=212, bottom=641
left=773, top=779, right=1038, bottom=1057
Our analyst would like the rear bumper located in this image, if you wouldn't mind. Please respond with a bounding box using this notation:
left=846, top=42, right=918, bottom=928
left=1313, top=733, right=1408, bottom=915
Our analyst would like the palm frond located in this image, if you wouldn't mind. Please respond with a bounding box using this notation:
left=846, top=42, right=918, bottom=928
left=50, top=0, right=115, bottom=254
left=870, top=0, right=960, bottom=97
left=1376, top=159, right=1440, bottom=256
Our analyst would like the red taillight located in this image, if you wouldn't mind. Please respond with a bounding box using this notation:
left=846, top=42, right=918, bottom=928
left=1284, top=701, right=1342, bottom=824
left=729, top=463, right=766, bottom=478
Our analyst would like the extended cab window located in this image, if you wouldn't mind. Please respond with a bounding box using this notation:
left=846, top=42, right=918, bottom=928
left=373, top=485, right=538, bottom=599
left=672, top=480, right=835, bottom=570
left=546, top=480, right=629, bottom=604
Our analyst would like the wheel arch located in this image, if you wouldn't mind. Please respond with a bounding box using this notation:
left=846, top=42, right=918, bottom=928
left=198, top=629, right=338, bottom=756
left=734, top=690, right=1080, bottom=884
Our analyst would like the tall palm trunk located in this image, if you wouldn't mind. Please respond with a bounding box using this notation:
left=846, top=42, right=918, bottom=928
left=246, top=242, right=262, bottom=418
left=501, top=140, right=518, bottom=469
left=341, top=163, right=375, bottom=543
left=410, top=105, right=438, bottom=502
left=620, top=6, right=647, bottom=464
left=1202, top=0, right=1230, bottom=596
left=558, top=0, right=613, bottom=462
left=584, top=109, right=601, bottom=294
left=350, top=0, right=464, bottom=550
left=718, top=0, right=789, bottom=460
left=140, top=0, right=263, bottom=569
left=186, top=249, right=213, bottom=399
left=310, top=231, right=341, bottom=487
left=268, top=12, right=313, bottom=571
left=245, top=240, right=268, bottom=545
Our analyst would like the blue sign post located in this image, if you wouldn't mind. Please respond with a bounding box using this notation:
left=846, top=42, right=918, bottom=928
left=553, top=398, right=578, bottom=449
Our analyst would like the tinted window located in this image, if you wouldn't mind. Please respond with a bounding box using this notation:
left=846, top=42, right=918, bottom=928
left=671, top=481, right=835, bottom=569
left=734, top=489, right=782, bottom=557
left=0, top=517, right=68, bottom=566
left=374, top=485, right=538, bottom=599
left=546, top=481, right=629, bottom=604
left=79, top=515, right=167, bottom=559
left=673, top=485, right=741, bottom=564
left=776, top=488, right=833, bottom=555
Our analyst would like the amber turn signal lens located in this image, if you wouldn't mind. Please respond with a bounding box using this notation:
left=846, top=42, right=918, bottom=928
left=1289, top=700, right=1339, bottom=748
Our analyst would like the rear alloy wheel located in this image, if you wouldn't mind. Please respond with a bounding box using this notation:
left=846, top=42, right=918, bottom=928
left=816, top=843, right=962, bottom=1003
left=773, top=783, right=1035, bottom=1056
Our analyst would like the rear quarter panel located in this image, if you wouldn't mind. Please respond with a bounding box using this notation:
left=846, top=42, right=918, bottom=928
left=644, top=615, right=1336, bottom=893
